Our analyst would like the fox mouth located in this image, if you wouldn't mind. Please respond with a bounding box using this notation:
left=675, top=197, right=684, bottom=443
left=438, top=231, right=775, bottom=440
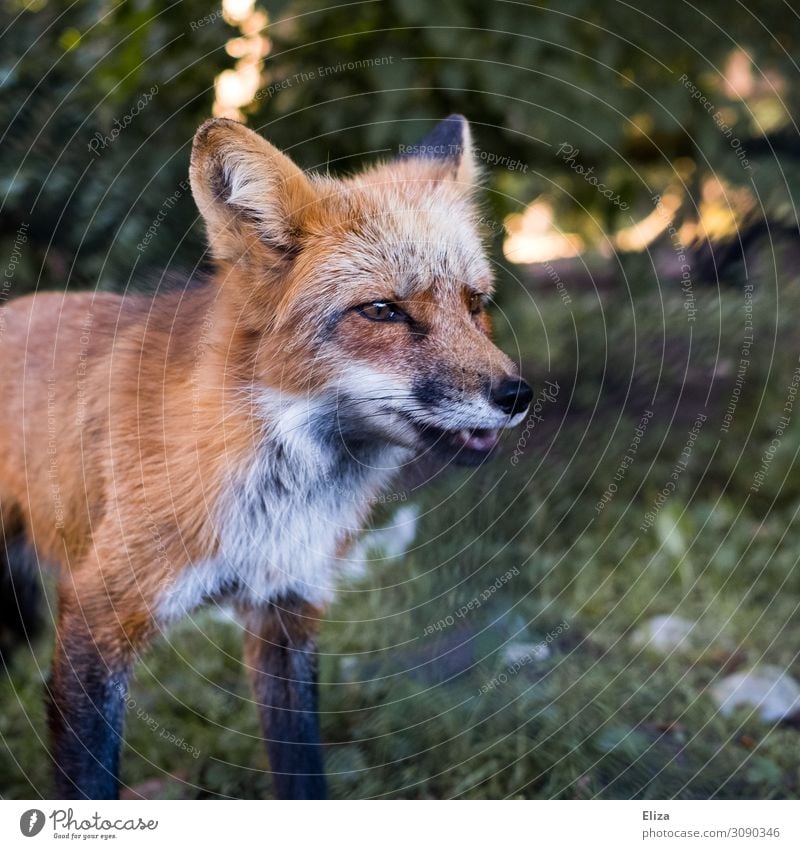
left=411, top=421, right=502, bottom=464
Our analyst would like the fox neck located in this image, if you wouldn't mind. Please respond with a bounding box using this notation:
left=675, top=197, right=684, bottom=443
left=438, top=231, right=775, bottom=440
left=253, top=389, right=409, bottom=497
left=193, top=292, right=407, bottom=494
left=186, top=391, right=409, bottom=614
left=159, top=331, right=409, bottom=617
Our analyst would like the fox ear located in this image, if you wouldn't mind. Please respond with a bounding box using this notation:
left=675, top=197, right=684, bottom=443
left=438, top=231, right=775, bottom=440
left=400, top=114, right=477, bottom=185
left=190, top=118, right=317, bottom=261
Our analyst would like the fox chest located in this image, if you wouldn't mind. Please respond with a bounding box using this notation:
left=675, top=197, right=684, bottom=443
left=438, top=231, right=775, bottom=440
left=157, top=462, right=380, bottom=621
left=215, top=478, right=369, bottom=606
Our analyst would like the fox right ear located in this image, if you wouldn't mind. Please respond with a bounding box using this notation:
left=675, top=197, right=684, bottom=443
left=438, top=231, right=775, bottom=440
left=189, top=118, right=317, bottom=261
left=399, top=114, right=477, bottom=186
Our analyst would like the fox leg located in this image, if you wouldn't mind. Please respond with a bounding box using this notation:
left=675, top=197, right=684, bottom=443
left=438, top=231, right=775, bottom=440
left=47, top=580, right=148, bottom=800
left=241, top=594, right=326, bottom=800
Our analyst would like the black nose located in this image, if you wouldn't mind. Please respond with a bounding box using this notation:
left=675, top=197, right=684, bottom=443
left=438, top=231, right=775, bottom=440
left=491, top=378, right=533, bottom=416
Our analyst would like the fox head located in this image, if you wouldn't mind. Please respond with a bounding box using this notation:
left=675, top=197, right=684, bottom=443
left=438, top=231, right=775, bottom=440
left=190, top=115, right=532, bottom=466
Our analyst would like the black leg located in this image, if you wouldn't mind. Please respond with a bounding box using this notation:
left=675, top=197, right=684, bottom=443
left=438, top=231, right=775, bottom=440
left=241, top=595, right=327, bottom=799
left=47, top=609, right=130, bottom=800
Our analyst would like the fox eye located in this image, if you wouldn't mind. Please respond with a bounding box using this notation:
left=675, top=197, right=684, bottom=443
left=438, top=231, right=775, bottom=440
left=469, top=292, right=487, bottom=315
left=357, top=301, right=407, bottom=322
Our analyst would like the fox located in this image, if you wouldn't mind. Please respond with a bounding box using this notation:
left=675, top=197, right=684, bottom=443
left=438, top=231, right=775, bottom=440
left=0, top=114, right=532, bottom=800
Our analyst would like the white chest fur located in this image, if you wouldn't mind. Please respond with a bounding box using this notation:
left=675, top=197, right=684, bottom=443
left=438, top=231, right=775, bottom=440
left=157, top=409, right=406, bottom=621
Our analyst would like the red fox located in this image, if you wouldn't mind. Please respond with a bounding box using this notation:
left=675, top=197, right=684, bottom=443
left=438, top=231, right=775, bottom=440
left=0, top=115, right=532, bottom=799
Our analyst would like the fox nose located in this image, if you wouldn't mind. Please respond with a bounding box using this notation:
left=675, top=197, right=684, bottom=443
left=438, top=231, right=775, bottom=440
left=491, top=378, right=533, bottom=416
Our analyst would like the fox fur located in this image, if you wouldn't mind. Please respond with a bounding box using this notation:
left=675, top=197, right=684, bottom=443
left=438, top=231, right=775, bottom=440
left=0, top=115, right=531, bottom=799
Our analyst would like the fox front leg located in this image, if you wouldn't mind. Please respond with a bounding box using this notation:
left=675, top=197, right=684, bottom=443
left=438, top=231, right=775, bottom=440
left=241, top=595, right=327, bottom=800
left=47, top=626, right=127, bottom=798
left=47, top=583, right=145, bottom=800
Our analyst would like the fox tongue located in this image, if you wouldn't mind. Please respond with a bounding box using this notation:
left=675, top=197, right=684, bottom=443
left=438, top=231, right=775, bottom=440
left=455, top=427, right=500, bottom=452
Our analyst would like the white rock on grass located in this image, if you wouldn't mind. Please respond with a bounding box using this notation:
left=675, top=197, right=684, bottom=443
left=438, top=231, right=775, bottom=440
left=189, top=603, right=242, bottom=629
left=344, top=504, right=421, bottom=580
left=501, top=641, right=551, bottom=666
left=711, top=665, right=800, bottom=722
left=339, top=656, right=360, bottom=682
left=632, top=615, right=698, bottom=654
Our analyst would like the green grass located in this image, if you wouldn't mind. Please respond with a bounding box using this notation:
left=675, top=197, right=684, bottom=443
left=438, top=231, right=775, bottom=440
left=2, top=269, right=800, bottom=799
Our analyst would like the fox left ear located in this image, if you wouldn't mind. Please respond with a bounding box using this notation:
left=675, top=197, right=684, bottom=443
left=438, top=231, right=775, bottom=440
left=400, top=114, right=477, bottom=185
left=190, top=118, right=317, bottom=262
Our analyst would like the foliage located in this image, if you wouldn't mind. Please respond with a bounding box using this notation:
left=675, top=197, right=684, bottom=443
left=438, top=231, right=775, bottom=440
left=257, top=0, right=800, bottom=235
left=3, top=1, right=800, bottom=288
left=0, top=0, right=235, bottom=290
left=1, top=0, right=799, bottom=800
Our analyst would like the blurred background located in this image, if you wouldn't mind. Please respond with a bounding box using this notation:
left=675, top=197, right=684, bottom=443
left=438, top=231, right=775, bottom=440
left=2, top=0, right=800, bottom=799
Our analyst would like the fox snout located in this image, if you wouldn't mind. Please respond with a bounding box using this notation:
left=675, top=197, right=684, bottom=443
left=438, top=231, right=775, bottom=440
left=490, top=377, right=533, bottom=417
left=406, top=368, right=533, bottom=465
left=412, top=372, right=532, bottom=423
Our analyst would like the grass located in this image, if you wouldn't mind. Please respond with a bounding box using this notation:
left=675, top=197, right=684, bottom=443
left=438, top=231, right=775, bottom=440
left=2, top=263, right=800, bottom=799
